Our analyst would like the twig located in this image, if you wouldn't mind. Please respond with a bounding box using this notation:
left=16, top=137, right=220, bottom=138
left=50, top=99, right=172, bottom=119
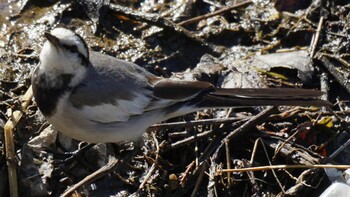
left=320, top=53, right=350, bottom=67
left=309, top=16, right=324, bottom=58
left=223, top=107, right=278, bottom=141
left=272, top=128, right=300, bottom=161
left=327, top=138, right=350, bottom=161
left=169, top=129, right=214, bottom=149
left=284, top=169, right=325, bottom=195
left=224, top=139, right=232, bottom=188
left=168, top=130, right=189, bottom=138
left=4, top=85, right=33, bottom=197
left=170, top=119, right=247, bottom=194
left=190, top=161, right=209, bottom=197
left=320, top=72, right=329, bottom=112
left=108, top=3, right=218, bottom=55
left=148, top=117, right=245, bottom=131
left=242, top=160, right=260, bottom=193
left=168, top=118, right=248, bottom=150
left=62, top=146, right=138, bottom=197
left=182, top=138, right=221, bottom=194
left=138, top=133, right=161, bottom=191
left=250, top=138, right=259, bottom=164
left=263, top=138, right=320, bottom=165
left=218, top=164, right=350, bottom=174
left=177, top=0, right=253, bottom=26
left=207, top=108, right=279, bottom=194
left=319, top=55, right=350, bottom=94
left=207, top=157, right=219, bottom=197
left=179, top=160, right=196, bottom=187
left=212, top=107, right=278, bottom=163
left=257, top=138, right=285, bottom=193
left=61, top=156, right=120, bottom=197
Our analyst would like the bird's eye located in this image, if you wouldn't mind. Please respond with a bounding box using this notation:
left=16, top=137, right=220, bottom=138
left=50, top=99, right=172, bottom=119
left=63, top=44, right=79, bottom=53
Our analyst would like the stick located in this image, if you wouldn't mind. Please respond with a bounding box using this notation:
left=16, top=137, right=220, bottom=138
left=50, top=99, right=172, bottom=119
left=108, top=3, right=218, bottom=55
left=309, top=16, right=324, bottom=58
left=223, top=106, right=278, bottom=141
left=218, top=164, right=350, bottom=174
left=4, top=85, right=33, bottom=197
left=60, top=156, right=120, bottom=197
left=148, top=117, right=244, bottom=131
left=178, top=0, right=253, bottom=26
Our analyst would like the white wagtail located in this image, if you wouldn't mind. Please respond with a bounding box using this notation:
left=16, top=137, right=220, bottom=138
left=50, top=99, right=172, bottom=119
left=31, top=27, right=330, bottom=143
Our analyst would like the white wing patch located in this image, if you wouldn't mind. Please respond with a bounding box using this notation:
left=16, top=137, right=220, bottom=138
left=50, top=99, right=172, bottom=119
left=79, top=93, right=152, bottom=123
left=145, top=99, right=177, bottom=111
left=117, top=93, right=150, bottom=114
left=81, top=103, right=129, bottom=122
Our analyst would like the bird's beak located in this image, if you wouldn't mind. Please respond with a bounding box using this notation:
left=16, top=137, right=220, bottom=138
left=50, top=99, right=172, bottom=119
left=44, top=32, right=60, bottom=47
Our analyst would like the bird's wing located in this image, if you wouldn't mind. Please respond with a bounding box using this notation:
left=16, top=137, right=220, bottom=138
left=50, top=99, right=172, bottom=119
left=68, top=52, right=157, bottom=123
left=68, top=52, right=217, bottom=123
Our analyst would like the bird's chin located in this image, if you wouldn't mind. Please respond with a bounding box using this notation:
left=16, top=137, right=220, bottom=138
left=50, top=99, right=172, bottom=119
left=40, top=45, right=61, bottom=68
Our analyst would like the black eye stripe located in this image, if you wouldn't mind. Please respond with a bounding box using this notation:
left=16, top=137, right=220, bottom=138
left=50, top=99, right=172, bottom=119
left=62, top=44, right=79, bottom=53
left=79, top=54, right=89, bottom=67
left=61, top=44, right=89, bottom=67
left=74, top=33, right=89, bottom=59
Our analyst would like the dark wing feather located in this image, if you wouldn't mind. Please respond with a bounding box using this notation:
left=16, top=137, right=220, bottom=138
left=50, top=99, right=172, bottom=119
left=153, top=80, right=214, bottom=100
left=211, top=88, right=324, bottom=99
left=197, top=88, right=331, bottom=107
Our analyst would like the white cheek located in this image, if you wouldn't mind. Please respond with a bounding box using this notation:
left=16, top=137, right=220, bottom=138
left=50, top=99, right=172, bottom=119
left=39, top=43, right=61, bottom=72
left=39, top=42, right=87, bottom=87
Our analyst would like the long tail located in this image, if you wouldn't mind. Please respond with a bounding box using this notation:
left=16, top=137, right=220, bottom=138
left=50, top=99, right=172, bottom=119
left=196, top=88, right=331, bottom=108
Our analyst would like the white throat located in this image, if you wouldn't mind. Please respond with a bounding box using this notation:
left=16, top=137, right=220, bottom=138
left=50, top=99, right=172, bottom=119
left=39, top=42, right=88, bottom=87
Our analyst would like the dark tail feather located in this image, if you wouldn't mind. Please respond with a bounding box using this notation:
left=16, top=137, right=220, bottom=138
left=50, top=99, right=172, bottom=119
left=197, top=88, right=331, bottom=108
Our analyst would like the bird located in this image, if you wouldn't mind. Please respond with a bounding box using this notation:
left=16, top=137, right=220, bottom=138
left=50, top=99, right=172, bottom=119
left=31, top=27, right=331, bottom=143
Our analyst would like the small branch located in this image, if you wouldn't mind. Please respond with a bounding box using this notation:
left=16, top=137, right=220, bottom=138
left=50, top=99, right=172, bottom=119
left=257, top=138, right=285, bottom=193
left=272, top=128, right=300, bottom=161
left=179, top=160, right=196, bottom=187
left=190, top=161, right=209, bottom=197
left=319, top=72, right=329, bottom=112
left=212, top=107, right=278, bottom=163
left=61, top=156, right=120, bottom=197
left=218, top=164, right=350, bottom=174
left=309, top=16, right=324, bottom=58
left=61, top=148, right=138, bottom=197
left=327, top=138, right=350, bottom=161
left=319, top=56, right=350, bottom=94
left=138, top=133, right=161, bottom=191
left=250, top=138, right=259, bottom=164
left=108, top=3, right=218, bottom=55
left=224, top=139, right=232, bottom=188
left=168, top=118, right=248, bottom=150
left=320, top=53, right=350, bottom=67
left=169, top=129, right=214, bottom=150
left=242, top=160, right=261, bottom=193
left=177, top=0, right=253, bottom=26
left=223, top=107, right=278, bottom=142
left=4, top=85, right=33, bottom=197
left=148, top=117, right=245, bottom=131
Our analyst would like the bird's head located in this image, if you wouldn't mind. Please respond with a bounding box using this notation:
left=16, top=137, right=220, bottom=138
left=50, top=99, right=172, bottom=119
left=39, top=28, right=90, bottom=87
